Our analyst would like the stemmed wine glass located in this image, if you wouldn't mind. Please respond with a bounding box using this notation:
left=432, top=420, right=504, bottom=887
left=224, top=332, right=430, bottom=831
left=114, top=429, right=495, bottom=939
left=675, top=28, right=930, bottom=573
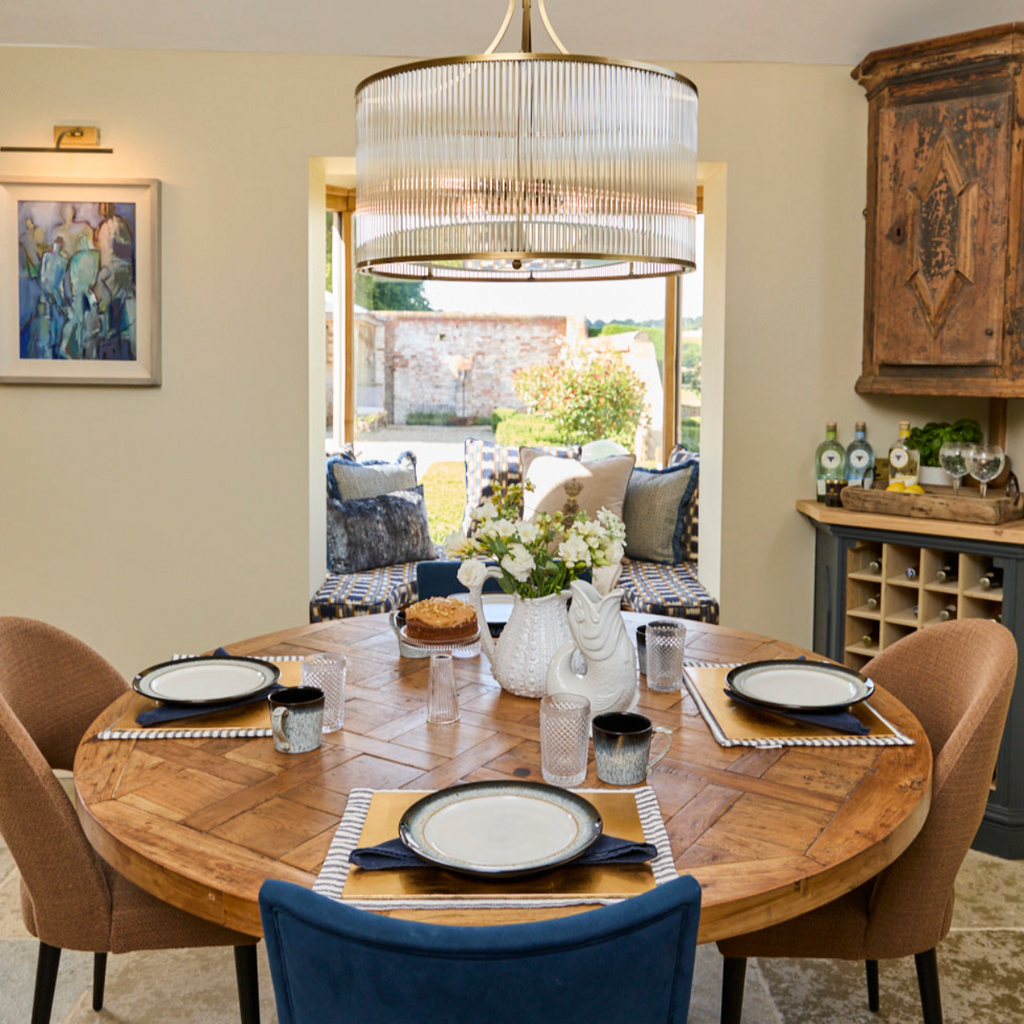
left=965, top=444, right=1006, bottom=499
left=939, top=441, right=974, bottom=496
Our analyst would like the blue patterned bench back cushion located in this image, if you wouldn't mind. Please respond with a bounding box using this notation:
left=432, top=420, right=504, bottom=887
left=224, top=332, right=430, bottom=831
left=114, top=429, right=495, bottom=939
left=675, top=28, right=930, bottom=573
left=667, top=445, right=699, bottom=561
left=461, top=438, right=582, bottom=533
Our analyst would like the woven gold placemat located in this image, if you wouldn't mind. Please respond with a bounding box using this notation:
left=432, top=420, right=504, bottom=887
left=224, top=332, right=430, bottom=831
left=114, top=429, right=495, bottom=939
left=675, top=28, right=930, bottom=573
left=685, top=665, right=914, bottom=748
left=97, top=660, right=302, bottom=740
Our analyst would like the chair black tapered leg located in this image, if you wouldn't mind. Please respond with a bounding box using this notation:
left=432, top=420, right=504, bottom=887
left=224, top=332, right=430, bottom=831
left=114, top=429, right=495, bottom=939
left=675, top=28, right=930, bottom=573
left=92, top=952, right=108, bottom=1010
left=720, top=955, right=748, bottom=1024
left=31, top=942, right=62, bottom=1024
left=914, top=948, right=943, bottom=1024
left=234, top=944, right=261, bottom=1024
left=866, top=959, right=879, bottom=1012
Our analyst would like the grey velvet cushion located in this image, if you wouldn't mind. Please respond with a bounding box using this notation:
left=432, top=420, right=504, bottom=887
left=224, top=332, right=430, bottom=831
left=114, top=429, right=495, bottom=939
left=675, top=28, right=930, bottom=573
left=622, top=459, right=699, bottom=564
left=327, top=486, right=436, bottom=574
left=329, top=452, right=417, bottom=502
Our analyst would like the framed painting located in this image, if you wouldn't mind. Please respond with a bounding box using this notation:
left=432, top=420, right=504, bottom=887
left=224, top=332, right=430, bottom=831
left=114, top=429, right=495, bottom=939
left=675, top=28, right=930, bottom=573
left=0, top=177, right=160, bottom=385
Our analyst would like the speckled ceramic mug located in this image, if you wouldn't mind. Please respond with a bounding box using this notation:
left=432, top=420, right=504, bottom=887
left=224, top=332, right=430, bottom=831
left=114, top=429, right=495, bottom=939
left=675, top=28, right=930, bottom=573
left=269, top=687, right=324, bottom=754
left=592, top=712, right=672, bottom=786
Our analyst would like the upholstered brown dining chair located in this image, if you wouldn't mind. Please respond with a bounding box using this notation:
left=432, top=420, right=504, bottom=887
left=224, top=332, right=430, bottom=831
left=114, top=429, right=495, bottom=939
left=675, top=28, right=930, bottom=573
left=717, top=618, right=1017, bottom=1024
left=0, top=616, right=261, bottom=1024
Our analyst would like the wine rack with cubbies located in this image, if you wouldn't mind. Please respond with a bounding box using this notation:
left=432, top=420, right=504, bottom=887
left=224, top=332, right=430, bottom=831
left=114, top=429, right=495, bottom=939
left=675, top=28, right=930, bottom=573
left=844, top=541, right=1005, bottom=671
left=802, top=504, right=1024, bottom=858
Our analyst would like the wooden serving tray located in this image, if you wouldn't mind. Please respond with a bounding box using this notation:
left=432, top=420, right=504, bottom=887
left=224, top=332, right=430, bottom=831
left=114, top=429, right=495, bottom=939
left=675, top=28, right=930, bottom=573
left=841, top=484, right=1024, bottom=525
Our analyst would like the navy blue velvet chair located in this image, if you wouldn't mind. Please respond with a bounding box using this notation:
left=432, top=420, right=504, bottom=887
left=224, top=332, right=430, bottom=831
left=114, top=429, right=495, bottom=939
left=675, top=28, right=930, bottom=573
left=415, top=559, right=504, bottom=600
left=259, top=875, right=702, bottom=1024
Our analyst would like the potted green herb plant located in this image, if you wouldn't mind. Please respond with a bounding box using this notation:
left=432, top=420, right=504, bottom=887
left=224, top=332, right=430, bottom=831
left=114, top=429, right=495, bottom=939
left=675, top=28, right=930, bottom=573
left=910, top=420, right=983, bottom=485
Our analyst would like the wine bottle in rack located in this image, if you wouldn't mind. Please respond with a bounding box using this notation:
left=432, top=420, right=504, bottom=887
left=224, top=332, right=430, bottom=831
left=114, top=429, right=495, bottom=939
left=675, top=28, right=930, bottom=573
left=905, top=567, right=918, bottom=579
left=936, top=563, right=958, bottom=582
left=861, top=633, right=877, bottom=647
left=996, top=612, right=1004, bottom=624
left=867, top=596, right=879, bottom=610
left=868, top=559, right=882, bottom=572
left=939, top=603, right=958, bottom=621
left=980, top=568, right=1004, bottom=590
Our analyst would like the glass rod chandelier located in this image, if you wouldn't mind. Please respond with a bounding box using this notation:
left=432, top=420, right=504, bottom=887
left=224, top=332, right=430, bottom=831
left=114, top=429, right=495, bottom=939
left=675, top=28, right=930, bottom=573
left=354, top=0, right=698, bottom=282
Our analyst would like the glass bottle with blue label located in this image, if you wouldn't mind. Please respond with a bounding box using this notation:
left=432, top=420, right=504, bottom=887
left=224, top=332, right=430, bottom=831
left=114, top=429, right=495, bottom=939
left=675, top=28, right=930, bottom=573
left=815, top=422, right=846, bottom=504
left=846, top=421, right=875, bottom=489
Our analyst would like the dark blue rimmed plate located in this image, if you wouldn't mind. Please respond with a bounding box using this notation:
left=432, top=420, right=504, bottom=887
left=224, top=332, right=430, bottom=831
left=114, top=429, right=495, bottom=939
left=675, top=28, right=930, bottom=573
left=132, top=656, right=280, bottom=704
left=726, top=660, right=874, bottom=712
left=398, top=781, right=603, bottom=878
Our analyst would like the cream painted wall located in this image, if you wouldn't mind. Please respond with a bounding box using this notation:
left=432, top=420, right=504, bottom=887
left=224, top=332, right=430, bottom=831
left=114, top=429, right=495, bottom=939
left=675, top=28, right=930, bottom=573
left=0, top=46, right=1012, bottom=676
left=0, top=49, right=384, bottom=675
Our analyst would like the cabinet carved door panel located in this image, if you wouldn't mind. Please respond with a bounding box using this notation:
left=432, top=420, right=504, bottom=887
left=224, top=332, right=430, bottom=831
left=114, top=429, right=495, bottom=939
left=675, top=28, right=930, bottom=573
left=874, top=83, right=1010, bottom=368
left=854, top=25, right=1024, bottom=396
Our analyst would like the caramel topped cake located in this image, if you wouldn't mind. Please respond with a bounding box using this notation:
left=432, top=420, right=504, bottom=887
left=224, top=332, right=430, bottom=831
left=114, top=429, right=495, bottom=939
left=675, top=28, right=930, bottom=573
left=404, top=597, right=478, bottom=643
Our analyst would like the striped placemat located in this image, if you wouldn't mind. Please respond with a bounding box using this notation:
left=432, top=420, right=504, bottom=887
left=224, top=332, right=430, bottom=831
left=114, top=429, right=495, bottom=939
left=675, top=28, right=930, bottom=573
left=313, top=786, right=677, bottom=910
left=96, top=655, right=304, bottom=741
left=684, top=664, right=914, bottom=749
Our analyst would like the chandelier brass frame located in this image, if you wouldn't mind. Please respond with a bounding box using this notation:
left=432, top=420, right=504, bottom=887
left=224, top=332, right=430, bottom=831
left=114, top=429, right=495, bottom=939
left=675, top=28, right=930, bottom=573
left=354, top=0, right=698, bottom=282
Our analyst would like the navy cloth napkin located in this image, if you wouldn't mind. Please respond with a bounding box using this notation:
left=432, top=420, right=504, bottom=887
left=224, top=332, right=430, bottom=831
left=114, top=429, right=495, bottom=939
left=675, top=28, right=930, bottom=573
left=723, top=689, right=871, bottom=735
left=135, top=648, right=283, bottom=727
left=348, top=834, right=659, bottom=871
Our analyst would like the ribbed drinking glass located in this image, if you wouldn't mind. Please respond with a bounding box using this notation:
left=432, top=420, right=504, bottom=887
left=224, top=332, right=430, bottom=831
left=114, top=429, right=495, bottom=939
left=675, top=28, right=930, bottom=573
left=427, top=653, right=460, bottom=725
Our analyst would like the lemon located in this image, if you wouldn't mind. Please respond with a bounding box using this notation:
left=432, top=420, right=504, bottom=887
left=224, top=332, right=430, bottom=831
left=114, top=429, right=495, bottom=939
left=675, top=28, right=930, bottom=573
left=886, top=481, right=905, bottom=492
left=904, top=484, right=926, bottom=494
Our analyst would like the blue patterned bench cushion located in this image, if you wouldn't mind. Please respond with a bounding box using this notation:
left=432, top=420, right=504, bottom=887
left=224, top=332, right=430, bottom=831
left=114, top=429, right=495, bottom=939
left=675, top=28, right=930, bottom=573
left=618, top=557, right=719, bottom=624
left=310, top=562, right=419, bottom=621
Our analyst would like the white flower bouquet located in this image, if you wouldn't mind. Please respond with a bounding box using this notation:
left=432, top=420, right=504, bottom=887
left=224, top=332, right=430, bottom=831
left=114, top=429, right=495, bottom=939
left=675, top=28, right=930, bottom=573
left=445, top=484, right=626, bottom=600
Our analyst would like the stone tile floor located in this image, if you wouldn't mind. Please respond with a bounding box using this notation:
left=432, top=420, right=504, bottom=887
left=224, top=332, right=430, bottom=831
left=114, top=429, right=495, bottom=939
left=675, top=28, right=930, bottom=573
left=2, top=830, right=1022, bottom=1023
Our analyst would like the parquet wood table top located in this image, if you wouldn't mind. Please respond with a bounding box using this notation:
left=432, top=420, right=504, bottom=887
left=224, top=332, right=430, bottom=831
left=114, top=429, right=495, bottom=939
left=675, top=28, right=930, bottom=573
left=74, top=616, right=932, bottom=942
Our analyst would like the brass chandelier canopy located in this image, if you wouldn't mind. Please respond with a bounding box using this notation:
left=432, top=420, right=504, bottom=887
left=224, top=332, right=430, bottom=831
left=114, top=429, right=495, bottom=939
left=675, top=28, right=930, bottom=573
left=354, top=0, right=698, bottom=282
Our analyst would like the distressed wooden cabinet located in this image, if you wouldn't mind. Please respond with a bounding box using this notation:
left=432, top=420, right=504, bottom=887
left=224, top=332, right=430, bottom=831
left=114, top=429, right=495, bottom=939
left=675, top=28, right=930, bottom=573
left=854, top=24, right=1024, bottom=396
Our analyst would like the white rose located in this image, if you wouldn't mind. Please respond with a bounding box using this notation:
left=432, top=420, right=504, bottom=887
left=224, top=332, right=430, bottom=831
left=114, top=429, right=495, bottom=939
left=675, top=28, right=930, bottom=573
left=558, top=534, right=592, bottom=566
left=472, top=500, right=497, bottom=521
left=501, top=544, right=536, bottom=583
left=492, top=518, right=518, bottom=539
left=443, top=530, right=472, bottom=558
left=517, top=521, right=540, bottom=543
left=457, top=559, right=490, bottom=590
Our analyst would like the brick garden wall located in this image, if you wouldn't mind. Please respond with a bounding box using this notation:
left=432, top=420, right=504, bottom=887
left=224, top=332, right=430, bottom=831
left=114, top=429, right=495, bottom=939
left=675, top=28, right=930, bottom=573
left=380, top=312, right=587, bottom=424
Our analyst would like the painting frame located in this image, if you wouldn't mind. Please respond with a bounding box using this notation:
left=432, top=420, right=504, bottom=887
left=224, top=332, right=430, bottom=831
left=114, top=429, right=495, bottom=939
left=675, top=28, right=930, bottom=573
left=0, top=177, right=161, bottom=385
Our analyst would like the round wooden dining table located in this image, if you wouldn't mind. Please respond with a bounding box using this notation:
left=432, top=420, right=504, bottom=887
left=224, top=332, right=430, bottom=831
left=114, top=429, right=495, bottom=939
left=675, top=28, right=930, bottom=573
left=74, top=613, right=932, bottom=943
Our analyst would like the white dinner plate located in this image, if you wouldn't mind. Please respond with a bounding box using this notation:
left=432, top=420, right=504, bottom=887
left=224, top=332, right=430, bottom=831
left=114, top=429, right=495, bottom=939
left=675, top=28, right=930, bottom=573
left=726, top=660, right=874, bottom=711
left=399, top=781, right=603, bottom=877
left=132, top=656, right=280, bottom=704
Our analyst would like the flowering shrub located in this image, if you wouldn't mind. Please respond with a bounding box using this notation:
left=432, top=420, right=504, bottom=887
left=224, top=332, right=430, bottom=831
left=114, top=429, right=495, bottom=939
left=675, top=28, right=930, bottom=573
left=513, top=353, right=647, bottom=449
left=444, top=484, right=626, bottom=600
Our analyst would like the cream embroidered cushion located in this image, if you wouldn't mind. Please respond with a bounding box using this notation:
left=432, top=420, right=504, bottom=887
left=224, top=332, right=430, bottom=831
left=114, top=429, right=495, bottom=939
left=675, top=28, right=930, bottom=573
left=520, top=449, right=635, bottom=522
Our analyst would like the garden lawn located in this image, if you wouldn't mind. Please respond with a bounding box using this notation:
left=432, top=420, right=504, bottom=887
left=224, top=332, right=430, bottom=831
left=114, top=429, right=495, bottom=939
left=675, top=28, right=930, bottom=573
left=422, top=461, right=465, bottom=543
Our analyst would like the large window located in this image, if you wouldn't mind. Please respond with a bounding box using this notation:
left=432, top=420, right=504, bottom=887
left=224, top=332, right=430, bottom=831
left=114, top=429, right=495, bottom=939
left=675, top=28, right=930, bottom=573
left=326, top=189, right=704, bottom=542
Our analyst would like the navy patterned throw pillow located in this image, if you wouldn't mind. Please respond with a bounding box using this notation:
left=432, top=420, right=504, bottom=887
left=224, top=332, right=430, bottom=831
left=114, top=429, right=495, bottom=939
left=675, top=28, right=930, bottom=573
left=326, top=486, right=436, bottom=574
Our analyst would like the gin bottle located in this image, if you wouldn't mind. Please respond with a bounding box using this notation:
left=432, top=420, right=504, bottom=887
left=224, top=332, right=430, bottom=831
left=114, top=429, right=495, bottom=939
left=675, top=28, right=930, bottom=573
left=845, top=422, right=875, bottom=489
left=888, top=420, right=920, bottom=486
left=815, top=422, right=846, bottom=503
